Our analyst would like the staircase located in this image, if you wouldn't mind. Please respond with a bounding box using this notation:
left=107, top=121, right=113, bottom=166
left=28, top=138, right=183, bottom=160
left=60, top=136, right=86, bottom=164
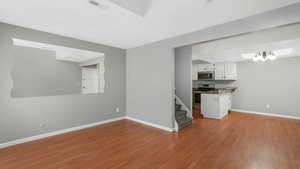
left=175, top=102, right=193, bottom=130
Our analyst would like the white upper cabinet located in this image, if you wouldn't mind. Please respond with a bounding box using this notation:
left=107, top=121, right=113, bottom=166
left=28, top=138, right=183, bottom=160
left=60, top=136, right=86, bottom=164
left=192, top=64, right=215, bottom=81
left=198, top=64, right=214, bottom=72
left=214, top=64, right=225, bottom=80
left=192, top=64, right=199, bottom=80
left=193, top=63, right=236, bottom=81
left=224, top=63, right=237, bottom=80
left=214, top=63, right=237, bottom=80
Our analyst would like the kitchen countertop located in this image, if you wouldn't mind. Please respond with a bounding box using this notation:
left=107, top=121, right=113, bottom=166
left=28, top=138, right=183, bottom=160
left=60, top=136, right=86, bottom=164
left=193, top=87, right=237, bottom=94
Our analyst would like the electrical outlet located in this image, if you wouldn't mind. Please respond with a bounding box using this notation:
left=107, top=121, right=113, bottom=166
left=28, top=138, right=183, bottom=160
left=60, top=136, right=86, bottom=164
left=116, top=108, right=120, bottom=113
left=266, top=104, right=270, bottom=109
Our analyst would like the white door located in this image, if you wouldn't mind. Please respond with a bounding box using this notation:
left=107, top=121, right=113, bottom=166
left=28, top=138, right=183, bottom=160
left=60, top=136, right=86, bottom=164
left=82, top=67, right=99, bottom=94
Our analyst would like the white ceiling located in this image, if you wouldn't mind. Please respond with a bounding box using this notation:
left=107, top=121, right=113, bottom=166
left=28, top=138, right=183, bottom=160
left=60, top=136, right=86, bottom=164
left=1, top=0, right=300, bottom=49
left=109, top=0, right=152, bottom=17
left=193, top=39, right=300, bottom=63
left=192, top=23, right=300, bottom=63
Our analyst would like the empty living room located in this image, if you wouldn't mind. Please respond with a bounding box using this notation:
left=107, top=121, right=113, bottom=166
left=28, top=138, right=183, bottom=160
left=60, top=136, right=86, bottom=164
left=1, top=1, right=300, bottom=169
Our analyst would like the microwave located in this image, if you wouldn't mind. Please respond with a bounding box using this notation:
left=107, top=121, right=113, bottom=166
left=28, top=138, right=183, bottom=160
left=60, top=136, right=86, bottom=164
left=198, top=71, right=214, bottom=80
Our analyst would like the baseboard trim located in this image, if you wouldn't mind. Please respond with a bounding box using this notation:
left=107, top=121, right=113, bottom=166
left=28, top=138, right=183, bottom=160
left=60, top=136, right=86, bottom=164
left=126, top=116, right=174, bottom=132
left=231, top=109, right=300, bottom=120
left=0, top=116, right=126, bottom=149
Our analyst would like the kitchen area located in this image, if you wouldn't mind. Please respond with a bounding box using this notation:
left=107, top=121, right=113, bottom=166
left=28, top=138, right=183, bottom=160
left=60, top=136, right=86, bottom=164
left=193, top=62, right=237, bottom=119
left=174, top=21, right=300, bottom=125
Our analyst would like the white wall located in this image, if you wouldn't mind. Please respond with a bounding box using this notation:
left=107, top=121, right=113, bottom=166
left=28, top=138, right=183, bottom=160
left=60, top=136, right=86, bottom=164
left=126, top=4, right=300, bottom=129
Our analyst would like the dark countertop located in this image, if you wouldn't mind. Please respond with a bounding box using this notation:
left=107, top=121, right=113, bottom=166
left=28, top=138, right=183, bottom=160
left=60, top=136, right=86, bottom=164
left=193, top=87, right=237, bottom=94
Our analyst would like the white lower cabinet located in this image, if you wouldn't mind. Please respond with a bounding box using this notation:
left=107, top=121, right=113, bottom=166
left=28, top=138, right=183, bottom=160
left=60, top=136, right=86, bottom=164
left=201, top=93, right=232, bottom=119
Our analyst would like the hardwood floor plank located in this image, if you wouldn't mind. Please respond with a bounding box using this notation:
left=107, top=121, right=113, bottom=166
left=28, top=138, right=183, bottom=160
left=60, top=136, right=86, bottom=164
left=1, top=112, right=300, bottom=169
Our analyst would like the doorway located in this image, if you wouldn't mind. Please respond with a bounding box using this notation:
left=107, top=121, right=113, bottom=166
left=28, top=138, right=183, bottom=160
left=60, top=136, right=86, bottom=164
left=81, top=64, right=99, bottom=94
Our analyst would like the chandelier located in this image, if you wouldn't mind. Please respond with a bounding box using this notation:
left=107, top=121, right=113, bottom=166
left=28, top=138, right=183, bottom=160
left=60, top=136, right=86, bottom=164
left=242, top=48, right=293, bottom=63
left=252, top=51, right=276, bottom=62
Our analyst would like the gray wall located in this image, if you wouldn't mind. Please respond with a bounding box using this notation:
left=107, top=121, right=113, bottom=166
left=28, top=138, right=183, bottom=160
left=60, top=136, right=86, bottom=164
left=175, top=46, right=192, bottom=110
left=232, top=57, right=300, bottom=116
left=126, top=4, right=300, bottom=129
left=0, top=22, right=126, bottom=144
left=11, top=47, right=82, bottom=98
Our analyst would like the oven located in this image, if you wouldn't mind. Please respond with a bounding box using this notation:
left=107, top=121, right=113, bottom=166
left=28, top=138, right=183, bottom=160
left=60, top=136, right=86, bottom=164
left=193, top=92, right=201, bottom=105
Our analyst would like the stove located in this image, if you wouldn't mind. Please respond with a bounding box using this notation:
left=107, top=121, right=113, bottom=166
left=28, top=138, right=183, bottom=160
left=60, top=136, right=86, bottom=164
left=194, top=83, right=215, bottom=91
left=196, top=87, right=215, bottom=91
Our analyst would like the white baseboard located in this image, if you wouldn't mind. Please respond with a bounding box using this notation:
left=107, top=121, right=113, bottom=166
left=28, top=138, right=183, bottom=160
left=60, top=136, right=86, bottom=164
left=126, top=116, right=174, bottom=132
left=0, top=116, right=126, bottom=149
left=203, top=113, right=226, bottom=120
left=231, top=109, right=300, bottom=120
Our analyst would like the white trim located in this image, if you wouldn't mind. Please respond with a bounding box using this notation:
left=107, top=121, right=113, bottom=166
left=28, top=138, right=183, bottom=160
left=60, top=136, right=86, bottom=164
left=0, top=116, right=125, bottom=149
left=231, top=109, right=300, bottom=120
left=173, top=119, right=179, bottom=132
left=79, top=57, right=105, bottom=67
left=203, top=113, right=226, bottom=120
left=126, top=116, right=174, bottom=132
left=175, top=95, right=192, bottom=118
left=12, top=38, right=105, bottom=63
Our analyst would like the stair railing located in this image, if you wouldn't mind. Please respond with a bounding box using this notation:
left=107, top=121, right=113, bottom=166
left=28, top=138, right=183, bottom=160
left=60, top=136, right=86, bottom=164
left=175, top=95, right=192, bottom=118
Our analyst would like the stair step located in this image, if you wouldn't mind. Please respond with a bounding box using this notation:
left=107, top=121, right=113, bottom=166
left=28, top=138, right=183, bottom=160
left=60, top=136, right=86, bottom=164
left=175, top=104, right=181, bottom=111
left=175, top=110, right=187, bottom=119
left=178, top=117, right=192, bottom=130
left=178, top=117, right=192, bottom=125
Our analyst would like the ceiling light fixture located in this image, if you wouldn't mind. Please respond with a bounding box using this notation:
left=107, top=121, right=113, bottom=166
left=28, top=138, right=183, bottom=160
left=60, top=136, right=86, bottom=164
left=252, top=51, right=276, bottom=62
left=241, top=48, right=293, bottom=62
